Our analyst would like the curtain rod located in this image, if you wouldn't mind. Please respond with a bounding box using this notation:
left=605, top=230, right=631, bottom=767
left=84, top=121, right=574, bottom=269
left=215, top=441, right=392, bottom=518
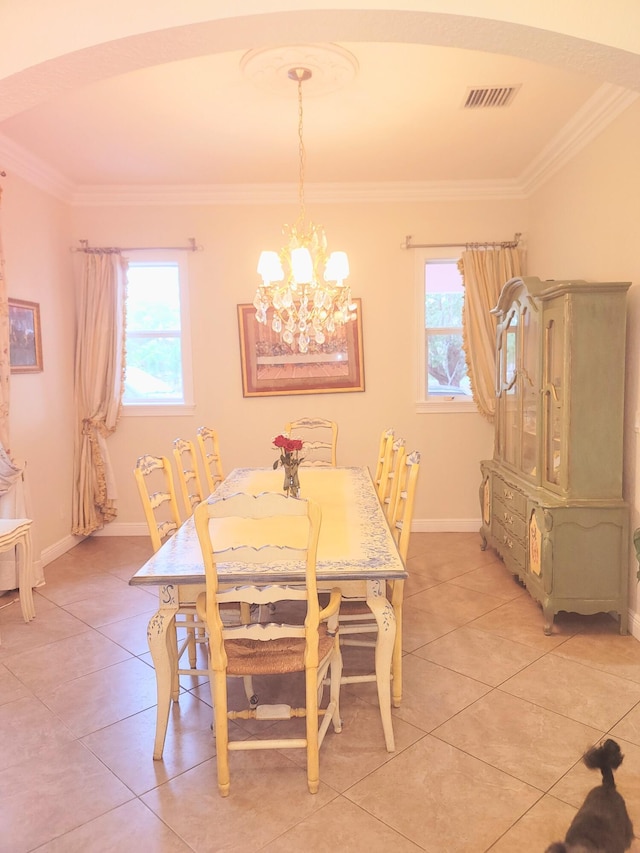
left=71, top=237, right=202, bottom=254
left=401, top=232, right=521, bottom=250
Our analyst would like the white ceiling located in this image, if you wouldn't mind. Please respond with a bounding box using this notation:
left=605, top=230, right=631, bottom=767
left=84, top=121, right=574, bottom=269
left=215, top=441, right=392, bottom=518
left=0, top=40, right=634, bottom=199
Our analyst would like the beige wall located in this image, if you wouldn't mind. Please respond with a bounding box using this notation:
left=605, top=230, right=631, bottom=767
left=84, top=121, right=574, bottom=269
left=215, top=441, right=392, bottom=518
left=5, top=96, right=640, bottom=617
left=3, top=91, right=640, bottom=627
left=71, top=198, right=526, bottom=529
left=527, top=98, right=640, bottom=616
left=2, top=175, right=76, bottom=556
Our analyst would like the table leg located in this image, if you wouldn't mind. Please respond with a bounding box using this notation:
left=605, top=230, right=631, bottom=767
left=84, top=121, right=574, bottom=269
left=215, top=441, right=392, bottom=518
left=390, top=579, right=404, bottom=708
left=147, top=587, right=179, bottom=760
left=366, top=579, right=396, bottom=752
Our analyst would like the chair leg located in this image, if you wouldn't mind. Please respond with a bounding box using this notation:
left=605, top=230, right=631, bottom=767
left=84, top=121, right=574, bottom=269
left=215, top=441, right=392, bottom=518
left=240, top=602, right=258, bottom=708
left=305, top=665, right=320, bottom=794
left=212, top=669, right=231, bottom=797
left=329, top=642, right=343, bottom=733
left=243, top=676, right=258, bottom=708
left=186, top=623, right=197, bottom=668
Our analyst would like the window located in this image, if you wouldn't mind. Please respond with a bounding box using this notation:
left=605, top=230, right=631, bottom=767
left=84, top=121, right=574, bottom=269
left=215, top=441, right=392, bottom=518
left=415, top=251, right=475, bottom=412
left=123, top=251, right=193, bottom=414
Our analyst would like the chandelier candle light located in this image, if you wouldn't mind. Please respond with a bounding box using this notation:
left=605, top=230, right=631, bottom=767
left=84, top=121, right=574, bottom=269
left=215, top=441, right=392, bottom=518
left=254, top=67, right=356, bottom=353
left=273, top=434, right=304, bottom=497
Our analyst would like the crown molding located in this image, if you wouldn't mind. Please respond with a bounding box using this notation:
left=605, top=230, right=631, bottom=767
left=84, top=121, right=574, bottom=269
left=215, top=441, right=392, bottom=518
left=0, top=132, right=74, bottom=202
left=68, top=179, right=527, bottom=206
left=519, top=83, right=639, bottom=195
left=0, top=83, right=635, bottom=205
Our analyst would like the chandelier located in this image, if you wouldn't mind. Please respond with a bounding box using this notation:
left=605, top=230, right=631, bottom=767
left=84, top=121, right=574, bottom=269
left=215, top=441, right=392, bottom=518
left=253, top=67, right=355, bottom=353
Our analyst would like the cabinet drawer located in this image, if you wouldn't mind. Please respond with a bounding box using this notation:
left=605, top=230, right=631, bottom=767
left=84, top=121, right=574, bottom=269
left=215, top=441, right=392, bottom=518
left=492, top=518, right=527, bottom=572
left=494, top=496, right=527, bottom=542
left=493, top=477, right=527, bottom=517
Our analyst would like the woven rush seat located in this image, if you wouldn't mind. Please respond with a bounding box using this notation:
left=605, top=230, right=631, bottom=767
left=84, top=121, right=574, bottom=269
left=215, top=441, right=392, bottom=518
left=339, top=600, right=371, bottom=616
left=222, top=624, right=335, bottom=675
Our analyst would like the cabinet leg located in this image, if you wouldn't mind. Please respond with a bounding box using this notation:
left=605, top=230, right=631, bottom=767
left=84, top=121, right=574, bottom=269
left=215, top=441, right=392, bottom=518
left=619, top=609, right=628, bottom=636
left=542, top=607, right=554, bottom=636
left=480, top=531, right=487, bottom=551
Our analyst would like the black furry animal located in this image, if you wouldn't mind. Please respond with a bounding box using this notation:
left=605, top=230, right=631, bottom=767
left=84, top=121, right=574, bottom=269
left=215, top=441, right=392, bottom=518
left=545, top=739, right=634, bottom=853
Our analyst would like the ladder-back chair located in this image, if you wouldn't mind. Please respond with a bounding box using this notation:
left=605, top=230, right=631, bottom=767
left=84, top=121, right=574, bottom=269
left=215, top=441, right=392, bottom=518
left=338, top=450, right=421, bottom=709
left=194, top=491, right=343, bottom=796
left=172, top=437, right=205, bottom=517
left=196, top=426, right=225, bottom=494
left=378, top=437, right=406, bottom=513
left=134, top=454, right=256, bottom=718
left=285, top=417, right=338, bottom=467
left=133, top=454, right=202, bottom=678
left=374, top=428, right=395, bottom=497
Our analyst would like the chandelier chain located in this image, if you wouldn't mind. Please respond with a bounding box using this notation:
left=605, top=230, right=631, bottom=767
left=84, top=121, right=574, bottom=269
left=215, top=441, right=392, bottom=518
left=253, top=65, right=354, bottom=354
left=297, top=76, right=306, bottom=229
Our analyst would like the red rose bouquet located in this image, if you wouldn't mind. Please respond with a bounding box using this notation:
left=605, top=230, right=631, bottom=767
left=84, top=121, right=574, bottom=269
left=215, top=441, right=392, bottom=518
left=273, top=434, right=304, bottom=496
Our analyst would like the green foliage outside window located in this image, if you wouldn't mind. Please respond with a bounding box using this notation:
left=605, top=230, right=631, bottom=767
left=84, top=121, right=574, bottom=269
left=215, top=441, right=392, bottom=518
left=124, top=262, right=185, bottom=403
left=425, top=288, right=469, bottom=393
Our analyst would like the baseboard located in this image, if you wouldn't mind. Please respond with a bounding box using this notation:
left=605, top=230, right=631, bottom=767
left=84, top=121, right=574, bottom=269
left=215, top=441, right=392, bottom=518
left=411, top=518, right=481, bottom=533
left=96, top=519, right=482, bottom=537
left=92, top=522, right=149, bottom=537
left=627, top=608, right=640, bottom=641
left=41, top=534, right=84, bottom=566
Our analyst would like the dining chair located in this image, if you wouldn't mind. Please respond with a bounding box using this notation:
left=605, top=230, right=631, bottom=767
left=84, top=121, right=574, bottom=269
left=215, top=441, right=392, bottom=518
left=196, top=426, right=225, bottom=494
left=133, top=454, right=256, bottom=702
left=378, top=437, right=406, bottom=513
left=133, top=454, right=201, bottom=676
left=338, top=450, right=421, bottom=708
left=374, top=427, right=395, bottom=497
left=172, top=437, right=204, bottom=517
left=285, top=417, right=338, bottom=467
left=194, top=491, right=343, bottom=796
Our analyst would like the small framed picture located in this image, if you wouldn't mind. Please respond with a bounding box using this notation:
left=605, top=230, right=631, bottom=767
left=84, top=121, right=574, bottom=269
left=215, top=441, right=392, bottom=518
left=9, top=298, right=43, bottom=373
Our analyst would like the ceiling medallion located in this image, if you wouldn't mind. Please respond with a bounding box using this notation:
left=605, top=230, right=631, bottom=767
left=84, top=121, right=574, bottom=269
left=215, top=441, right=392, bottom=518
left=240, top=43, right=359, bottom=97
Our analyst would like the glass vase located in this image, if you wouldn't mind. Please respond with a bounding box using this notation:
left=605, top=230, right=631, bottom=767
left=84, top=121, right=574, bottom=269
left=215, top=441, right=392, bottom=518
left=283, top=463, right=300, bottom=498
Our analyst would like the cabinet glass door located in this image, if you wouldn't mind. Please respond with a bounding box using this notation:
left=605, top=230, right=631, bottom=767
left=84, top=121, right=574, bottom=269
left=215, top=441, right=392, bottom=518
left=520, top=303, right=539, bottom=479
left=543, top=306, right=565, bottom=489
left=502, top=310, right=519, bottom=468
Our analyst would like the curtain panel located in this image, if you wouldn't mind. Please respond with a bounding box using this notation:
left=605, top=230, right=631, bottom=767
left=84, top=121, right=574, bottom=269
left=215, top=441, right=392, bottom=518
left=71, top=252, right=126, bottom=535
left=458, top=247, right=524, bottom=422
left=0, top=187, right=11, bottom=452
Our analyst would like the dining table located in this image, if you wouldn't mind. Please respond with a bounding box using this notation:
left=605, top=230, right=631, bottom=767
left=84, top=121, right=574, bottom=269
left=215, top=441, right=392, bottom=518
left=129, top=465, right=407, bottom=760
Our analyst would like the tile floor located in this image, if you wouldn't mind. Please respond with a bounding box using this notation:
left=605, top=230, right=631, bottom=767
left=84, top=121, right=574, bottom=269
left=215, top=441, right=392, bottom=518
left=2, top=533, right=640, bottom=852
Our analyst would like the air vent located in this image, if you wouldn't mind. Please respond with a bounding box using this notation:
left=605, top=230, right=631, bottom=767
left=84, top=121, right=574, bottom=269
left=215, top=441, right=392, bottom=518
left=463, top=85, right=520, bottom=108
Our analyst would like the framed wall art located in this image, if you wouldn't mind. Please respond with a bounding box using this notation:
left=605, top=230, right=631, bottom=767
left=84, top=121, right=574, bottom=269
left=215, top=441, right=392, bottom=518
left=237, top=298, right=365, bottom=397
left=9, top=298, right=43, bottom=373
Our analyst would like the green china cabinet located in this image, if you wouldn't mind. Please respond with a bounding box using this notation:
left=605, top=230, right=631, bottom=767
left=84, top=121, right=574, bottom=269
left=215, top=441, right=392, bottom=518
left=479, top=276, right=630, bottom=634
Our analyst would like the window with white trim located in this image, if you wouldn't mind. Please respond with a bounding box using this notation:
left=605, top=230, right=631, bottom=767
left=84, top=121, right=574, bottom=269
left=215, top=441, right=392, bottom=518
left=415, top=250, right=475, bottom=412
left=123, top=251, right=193, bottom=414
